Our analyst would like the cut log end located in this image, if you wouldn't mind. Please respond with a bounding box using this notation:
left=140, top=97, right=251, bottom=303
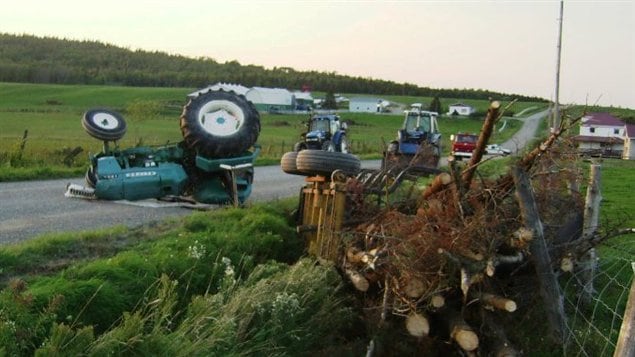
left=431, top=294, right=445, bottom=308
left=452, top=328, right=479, bottom=352
left=345, top=269, right=369, bottom=292
left=406, top=313, right=430, bottom=337
left=481, top=293, right=517, bottom=312
left=560, top=256, right=574, bottom=272
left=507, top=301, right=517, bottom=312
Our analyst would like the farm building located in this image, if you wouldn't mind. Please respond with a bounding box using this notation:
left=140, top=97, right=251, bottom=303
left=349, top=97, right=382, bottom=113
left=447, top=103, right=476, bottom=116
left=622, top=124, right=635, bottom=160
left=572, top=112, right=625, bottom=158
left=246, top=87, right=295, bottom=112
left=187, top=82, right=249, bottom=98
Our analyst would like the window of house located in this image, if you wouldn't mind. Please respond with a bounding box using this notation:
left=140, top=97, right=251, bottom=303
left=614, top=128, right=620, bottom=135
left=589, top=127, right=595, bottom=133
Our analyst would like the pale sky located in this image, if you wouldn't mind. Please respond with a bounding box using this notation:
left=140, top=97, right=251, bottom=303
left=1, top=0, right=633, bottom=108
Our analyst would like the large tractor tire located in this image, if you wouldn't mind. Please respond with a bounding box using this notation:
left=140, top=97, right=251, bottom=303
left=296, top=150, right=361, bottom=177
left=280, top=151, right=305, bottom=175
left=82, top=109, right=127, bottom=141
left=180, top=90, right=260, bottom=157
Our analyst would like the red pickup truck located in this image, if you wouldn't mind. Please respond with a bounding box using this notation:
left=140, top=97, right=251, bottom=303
left=450, top=133, right=478, bottom=160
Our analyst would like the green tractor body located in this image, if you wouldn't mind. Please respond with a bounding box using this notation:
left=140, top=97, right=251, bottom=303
left=90, top=144, right=188, bottom=201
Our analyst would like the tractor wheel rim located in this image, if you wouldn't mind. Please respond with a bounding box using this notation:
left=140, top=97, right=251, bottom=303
left=92, top=113, right=119, bottom=130
left=198, top=100, right=245, bottom=137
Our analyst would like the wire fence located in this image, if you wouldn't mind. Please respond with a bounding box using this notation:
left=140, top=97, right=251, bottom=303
left=562, top=237, right=635, bottom=356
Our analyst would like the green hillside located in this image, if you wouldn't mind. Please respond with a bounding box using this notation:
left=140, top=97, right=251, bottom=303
left=0, top=33, right=547, bottom=102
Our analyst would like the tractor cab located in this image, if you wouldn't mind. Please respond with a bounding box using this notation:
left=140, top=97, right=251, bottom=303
left=295, top=114, right=349, bottom=153
left=383, top=104, right=442, bottom=169
left=396, top=105, right=440, bottom=155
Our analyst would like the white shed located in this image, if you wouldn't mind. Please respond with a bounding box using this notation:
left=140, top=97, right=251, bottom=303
left=447, top=103, right=476, bottom=116
left=349, top=97, right=382, bottom=113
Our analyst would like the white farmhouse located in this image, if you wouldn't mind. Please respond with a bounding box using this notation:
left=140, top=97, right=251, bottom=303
left=447, top=103, right=476, bottom=116
left=573, top=112, right=625, bottom=158
left=349, top=97, right=382, bottom=113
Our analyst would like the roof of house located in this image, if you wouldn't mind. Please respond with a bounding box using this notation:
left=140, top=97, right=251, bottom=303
left=625, top=124, right=635, bottom=138
left=581, top=112, right=624, bottom=127
left=572, top=135, right=625, bottom=144
left=449, top=103, right=474, bottom=108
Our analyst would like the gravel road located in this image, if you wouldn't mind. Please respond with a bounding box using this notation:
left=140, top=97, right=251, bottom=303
left=0, top=165, right=305, bottom=244
left=501, top=109, right=549, bottom=153
left=0, top=109, right=547, bottom=245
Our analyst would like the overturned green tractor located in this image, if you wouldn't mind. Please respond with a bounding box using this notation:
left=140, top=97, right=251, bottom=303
left=68, top=90, right=260, bottom=205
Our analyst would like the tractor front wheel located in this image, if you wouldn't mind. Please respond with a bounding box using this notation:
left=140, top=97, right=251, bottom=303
left=322, top=140, right=335, bottom=152
left=387, top=141, right=399, bottom=154
left=82, top=109, right=127, bottom=141
left=294, top=142, right=307, bottom=152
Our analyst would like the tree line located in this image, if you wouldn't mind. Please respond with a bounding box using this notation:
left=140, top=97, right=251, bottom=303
left=0, top=33, right=547, bottom=102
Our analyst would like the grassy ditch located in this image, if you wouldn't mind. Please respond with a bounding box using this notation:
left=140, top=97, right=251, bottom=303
left=0, top=200, right=368, bottom=355
left=0, top=82, right=531, bottom=181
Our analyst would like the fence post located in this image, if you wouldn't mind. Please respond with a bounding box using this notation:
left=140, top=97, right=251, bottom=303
left=513, top=166, right=566, bottom=343
left=613, top=262, right=635, bottom=357
left=580, top=164, right=602, bottom=305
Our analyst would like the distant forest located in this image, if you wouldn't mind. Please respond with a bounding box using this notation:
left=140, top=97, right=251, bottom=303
left=0, top=33, right=546, bottom=102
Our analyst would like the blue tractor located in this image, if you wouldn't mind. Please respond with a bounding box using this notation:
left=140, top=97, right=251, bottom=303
left=294, top=114, right=349, bottom=153
left=384, top=104, right=441, bottom=169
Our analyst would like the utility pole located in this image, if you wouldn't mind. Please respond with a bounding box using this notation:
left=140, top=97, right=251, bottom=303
left=553, top=0, right=564, bottom=132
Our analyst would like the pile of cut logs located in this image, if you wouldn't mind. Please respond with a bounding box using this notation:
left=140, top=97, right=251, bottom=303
left=339, top=104, right=626, bottom=355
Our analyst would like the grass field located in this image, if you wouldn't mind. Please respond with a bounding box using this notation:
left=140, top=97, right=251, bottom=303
left=0, top=82, right=535, bottom=180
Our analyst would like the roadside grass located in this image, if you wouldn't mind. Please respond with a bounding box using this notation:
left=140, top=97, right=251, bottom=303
left=1, top=199, right=347, bottom=356
left=0, top=82, right=531, bottom=181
